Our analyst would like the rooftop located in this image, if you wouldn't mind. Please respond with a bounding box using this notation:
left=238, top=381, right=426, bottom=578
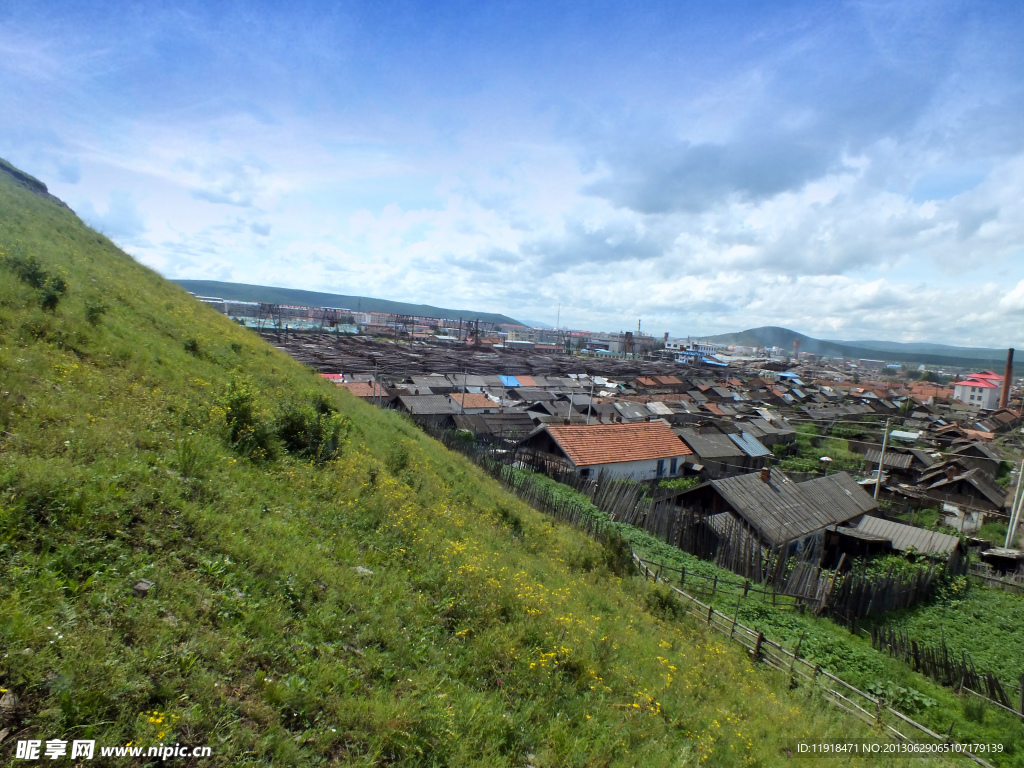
left=543, top=422, right=693, bottom=466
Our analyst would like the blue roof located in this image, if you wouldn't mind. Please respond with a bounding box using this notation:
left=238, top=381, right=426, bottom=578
left=728, top=432, right=773, bottom=458
left=702, top=356, right=728, bottom=366
left=499, top=375, right=520, bottom=387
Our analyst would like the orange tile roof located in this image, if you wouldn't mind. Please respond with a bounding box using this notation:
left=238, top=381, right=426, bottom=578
left=704, top=403, right=725, bottom=416
left=635, top=376, right=659, bottom=387
left=544, top=422, right=692, bottom=466
left=451, top=393, right=495, bottom=409
left=340, top=381, right=385, bottom=397
left=962, top=429, right=996, bottom=442
left=517, top=375, right=537, bottom=387
left=655, top=375, right=683, bottom=385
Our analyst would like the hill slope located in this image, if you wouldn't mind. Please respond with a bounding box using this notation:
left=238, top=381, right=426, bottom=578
left=174, top=279, right=523, bottom=327
left=0, top=160, right=903, bottom=766
left=705, top=325, right=1018, bottom=370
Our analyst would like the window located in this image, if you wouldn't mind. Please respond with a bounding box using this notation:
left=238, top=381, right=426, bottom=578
left=580, top=467, right=591, bottom=477
left=670, top=457, right=678, bottom=474
left=656, top=459, right=665, bottom=477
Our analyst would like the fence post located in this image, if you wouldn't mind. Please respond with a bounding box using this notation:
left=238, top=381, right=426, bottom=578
left=712, top=574, right=717, bottom=599
left=707, top=605, right=713, bottom=625
left=790, top=632, right=804, bottom=681
left=731, top=600, right=740, bottom=638
left=680, top=566, right=685, bottom=588
left=753, top=632, right=763, bottom=662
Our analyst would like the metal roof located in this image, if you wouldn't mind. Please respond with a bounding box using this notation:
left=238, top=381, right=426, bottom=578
left=646, top=401, right=675, bottom=416
left=728, top=431, right=773, bottom=458
left=397, top=395, right=456, bottom=415
left=499, top=375, right=520, bottom=387
left=675, top=428, right=745, bottom=459
left=849, top=516, right=960, bottom=556
left=707, top=470, right=876, bottom=547
left=863, top=449, right=914, bottom=470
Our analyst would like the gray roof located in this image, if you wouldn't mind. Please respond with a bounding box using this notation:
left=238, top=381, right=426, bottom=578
left=513, top=387, right=556, bottom=401
left=747, top=418, right=796, bottom=436
left=863, top=449, right=914, bottom=470
left=908, top=449, right=936, bottom=468
left=397, top=394, right=456, bottom=415
left=452, top=412, right=536, bottom=438
left=728, top=431, right=773, bottom=458
left=675, top=428, right=745, bottom=459
left=708, top=470, right=876, bottom=546
left=951, top=441, right=1003, bottom=463
left=646, top=401, right=675, bottom=416
left=847, top=516, right=960, bottom=557
left=614, top=402, right=653, bottom=421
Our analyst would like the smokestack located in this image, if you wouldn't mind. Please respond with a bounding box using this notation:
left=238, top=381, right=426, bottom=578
left=793, top=339, right=800, bottom=361
left=1001, top=348, right=1014, bottom=410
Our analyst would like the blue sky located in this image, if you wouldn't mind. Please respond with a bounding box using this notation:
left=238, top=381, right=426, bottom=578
left=3, top=0, right=1024, bottom=345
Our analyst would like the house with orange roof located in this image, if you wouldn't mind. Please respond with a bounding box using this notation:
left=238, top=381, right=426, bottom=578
left=449, top=392, right=499, bottom=414
left=516, top=422, right=693, bottom=480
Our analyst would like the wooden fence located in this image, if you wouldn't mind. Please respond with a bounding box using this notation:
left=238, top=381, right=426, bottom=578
left=872, top=626, right=1024, bottom=722
left=968, top=563, right=1024, bottom=594
left=635, top=556, right=996, bottom=768
left=425, top=422, right=1001, bottom=765
left=430, top=424, right=948, bottom=621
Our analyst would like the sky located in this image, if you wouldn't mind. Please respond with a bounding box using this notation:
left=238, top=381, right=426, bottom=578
left=3, top=0, right=1024, bottom=346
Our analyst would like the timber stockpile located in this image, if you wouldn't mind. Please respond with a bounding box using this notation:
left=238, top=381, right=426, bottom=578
left=262, top=331, right=704, bottom=378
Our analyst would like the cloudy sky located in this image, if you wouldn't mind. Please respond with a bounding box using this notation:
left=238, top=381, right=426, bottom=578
left=3, top=1, right=1024, bottom=345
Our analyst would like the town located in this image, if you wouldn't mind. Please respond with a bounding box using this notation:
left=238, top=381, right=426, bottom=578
left=197, top=294, right=1024, bottom=597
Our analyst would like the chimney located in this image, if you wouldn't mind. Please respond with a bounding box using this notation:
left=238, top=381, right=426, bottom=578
left=1000, top=348, right=1014, bottom=410
left=793, top=339, right=800, bottom=361
left=760, top=467, right=771, bottom=483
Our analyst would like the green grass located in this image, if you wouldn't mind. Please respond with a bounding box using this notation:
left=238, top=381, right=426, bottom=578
left=505, top=470, right=1024, bottom=761
left=883, top=580, right=1024, bottom=687
left=775, top=424, right=866, bottom=474
left=0, top=160, right=943, bottom=766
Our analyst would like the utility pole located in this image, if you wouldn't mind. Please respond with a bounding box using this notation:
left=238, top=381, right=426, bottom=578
left=585, top=378, right=595, bottom=425
left=1005, top=458, right=1024, bottom=549
left=461, top=369, right=467, bottom=413
left=873, top=417, right=891, bottom=500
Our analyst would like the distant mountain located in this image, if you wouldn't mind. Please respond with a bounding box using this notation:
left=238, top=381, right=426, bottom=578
left=703, top=326, right=1018, bottom=371
left=174, top=280, right=522, bottom=327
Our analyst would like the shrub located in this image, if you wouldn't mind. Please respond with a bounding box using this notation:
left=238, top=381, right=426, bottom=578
left=218, top=380, right=276, bottom=460
left=85, top=302, right=108, bottom=325
left=0, top=247, right=68, bottom=310
left=602, top=527, right=635, bottom=577
left=275, top=394, right=351, bottom=464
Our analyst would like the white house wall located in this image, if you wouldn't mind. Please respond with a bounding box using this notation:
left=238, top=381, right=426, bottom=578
left=577, top=456, right=689, bottom=481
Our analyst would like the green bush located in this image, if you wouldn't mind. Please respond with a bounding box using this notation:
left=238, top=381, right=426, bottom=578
left=275, top=393, right=351, bottom=464
left=218, top=379, right=277, bottom=460
left=0, top=246, right=68, bottom=310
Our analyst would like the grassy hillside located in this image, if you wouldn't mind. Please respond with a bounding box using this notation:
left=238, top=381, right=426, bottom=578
left=173, top=279, right=522, bottom=327
left=0, top=160, right=946, bottom=768
left=511, top=469, right=1024, bottom=760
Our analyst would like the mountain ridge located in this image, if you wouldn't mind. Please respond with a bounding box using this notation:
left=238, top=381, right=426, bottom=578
left=174, top=279, right=523, bottom=327
left=703, top=325, right=1019, bottom=370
